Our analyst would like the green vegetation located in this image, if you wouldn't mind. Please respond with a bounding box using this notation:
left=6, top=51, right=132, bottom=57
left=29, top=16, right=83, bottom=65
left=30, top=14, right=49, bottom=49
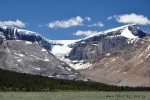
left=0, top=68, right=150, bottom=91
left=0, top=92, right=149, bottom=100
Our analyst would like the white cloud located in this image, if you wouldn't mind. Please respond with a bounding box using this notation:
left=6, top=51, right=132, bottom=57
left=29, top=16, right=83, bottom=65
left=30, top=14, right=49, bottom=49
left=48, top=16, right=83, bottom=28
left=0, top=19, right=26, bottom=28
left=107, top=16, right=113, bottom=20
left=85, top=17, right=91, bottom=21
left=88, top=22, right=104, bottom=27
left=108, top=13, right=150, bottom=25
left=48, top=16, right=91, bottom=28
left=73, top=30, right=98, bottom=36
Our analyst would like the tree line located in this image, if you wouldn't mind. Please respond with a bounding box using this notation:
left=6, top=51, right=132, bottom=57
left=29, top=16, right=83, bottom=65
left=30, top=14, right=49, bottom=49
left=0, top=68, right=150, bottom=91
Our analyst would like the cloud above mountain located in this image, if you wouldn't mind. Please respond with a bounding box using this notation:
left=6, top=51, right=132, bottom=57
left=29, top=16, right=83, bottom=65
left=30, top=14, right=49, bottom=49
left=88, top=22, right=104, bottom=27
left=48, top=16, right=91, bottom=29
left=73, top=30, right=98, bottom=36
left=0, top=19, right=26, bottom=28
left=108, top=13, right=150, bottom=25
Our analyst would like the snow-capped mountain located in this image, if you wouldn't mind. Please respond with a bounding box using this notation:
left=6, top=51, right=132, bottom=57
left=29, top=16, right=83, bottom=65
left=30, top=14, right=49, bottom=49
left=0, top=26, right=85, bottom=80
left=68, top=25, right=146, bottom=62
left=0, top=26, right=54, bottom=51
left=84, top=24, right=146, bottom=39
left=50, top=24, right=147, bottom=70
left=49, top=24, right=150, bottom=87
left=1, top=24, right=150, bottom=87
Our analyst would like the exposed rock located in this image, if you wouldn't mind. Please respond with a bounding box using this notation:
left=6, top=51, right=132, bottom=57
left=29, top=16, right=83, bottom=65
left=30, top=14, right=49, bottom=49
left=0, top=40, right=80, bottom=80
left=68, top=25, right=146, bottom=63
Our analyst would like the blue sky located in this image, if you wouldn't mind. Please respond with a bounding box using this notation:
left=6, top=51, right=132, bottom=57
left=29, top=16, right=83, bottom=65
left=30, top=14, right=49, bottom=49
left=0, top=0, right=150, bottom=40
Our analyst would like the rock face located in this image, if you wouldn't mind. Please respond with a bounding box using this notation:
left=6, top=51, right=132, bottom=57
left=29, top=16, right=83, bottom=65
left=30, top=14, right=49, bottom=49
left=80, top=36, right=150, bottom=87
left=65, top=24, right=150, bottom=87
left=0, top=26, right=85, bottom=80
left=68, top=25, right=146, bottom=63
left=0, top=40, right=80, bottom=80
left=0, top=26, right=52, bottom=51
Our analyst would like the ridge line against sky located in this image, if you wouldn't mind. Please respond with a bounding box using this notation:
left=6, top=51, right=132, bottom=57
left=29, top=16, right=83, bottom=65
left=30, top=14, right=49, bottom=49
left=0, top=0, right=150, bottom=40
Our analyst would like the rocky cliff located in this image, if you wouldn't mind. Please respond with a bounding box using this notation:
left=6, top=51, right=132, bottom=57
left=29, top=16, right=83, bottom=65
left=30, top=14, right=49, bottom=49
left=68, top=25, right=146, bottom=63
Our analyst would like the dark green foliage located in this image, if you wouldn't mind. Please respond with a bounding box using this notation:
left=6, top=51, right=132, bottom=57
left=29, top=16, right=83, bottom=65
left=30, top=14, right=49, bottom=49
left=0, top=68, right=150, bottom=91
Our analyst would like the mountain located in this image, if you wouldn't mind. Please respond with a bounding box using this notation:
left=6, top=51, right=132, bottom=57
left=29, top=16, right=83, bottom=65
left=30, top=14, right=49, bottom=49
left=0, top=26, right=54, bottom=50
left=1, top=24, right=150, bottom=87
left=0, top=26, right=84, bottom=80
left=68, top=24, right=146, bottom=63
left=65, top=24, right=150, bottom=87
left=50, top=24, right=150, bottom=87
left=50, top=24, right=147, bottom=69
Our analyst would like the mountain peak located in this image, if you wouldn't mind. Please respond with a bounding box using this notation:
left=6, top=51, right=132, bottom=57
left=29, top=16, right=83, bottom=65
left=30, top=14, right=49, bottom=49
left=85, top=24, right=146, bottom=39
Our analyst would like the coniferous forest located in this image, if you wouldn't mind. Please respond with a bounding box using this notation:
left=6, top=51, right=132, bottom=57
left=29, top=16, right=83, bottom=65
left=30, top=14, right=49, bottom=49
left=0, top=68, right=150, bottom=92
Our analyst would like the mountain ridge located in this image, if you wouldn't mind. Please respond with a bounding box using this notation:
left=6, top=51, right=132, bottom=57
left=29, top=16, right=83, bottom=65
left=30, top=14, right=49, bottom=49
left=1, top=24, right=150, bottom=87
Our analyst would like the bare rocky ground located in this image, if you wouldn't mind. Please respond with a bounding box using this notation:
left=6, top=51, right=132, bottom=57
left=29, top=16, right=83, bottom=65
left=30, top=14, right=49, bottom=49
left=0, top=40, right=82, bottom=80
left=80, top=36, right=150, bottom=87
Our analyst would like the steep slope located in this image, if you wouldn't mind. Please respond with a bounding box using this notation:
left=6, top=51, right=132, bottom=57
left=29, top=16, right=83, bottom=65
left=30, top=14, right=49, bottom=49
left=50, top=24, right=150, bottom=87
left=68, top=24, right=146, bottom=64
left=0, top=40, right=80, bottom=80
left=80, top=36, right=150, bottom=87
left=0, top=26, right=84, bottom=80
left=65, top=24, right=150, bottom=87
left=50, top=40, right=92, bottom=70
left=0, top=26, right=53, bottom=50
left=50, top=24, right=147, bottom=70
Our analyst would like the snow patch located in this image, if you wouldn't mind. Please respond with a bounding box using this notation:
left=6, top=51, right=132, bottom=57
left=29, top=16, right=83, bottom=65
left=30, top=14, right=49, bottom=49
left=14, top=52, right=25, bottom=57
left=34, top=67, right=41, bottom=71
left=43, top=58, right=50, bottom=62
left=134, top=60, right=143, bottom=66
left=121, top=27, right=138, bottom=39
left=48, top=75, right=54, bottom=78
left=17, top=59, right=22, bottom=62
left=146, top=45, right=150, bottom=51
left=25, top=41, right=32, bottom=44
left=59, top=66, right=64, bottom=69
left=84, top=78, right=89, bottom=81
left=51, top=44, right=72, bottom=58
left=16, top=40, right=21, bottom=41
left=30, top=55, right=40, bottom=60
left=146, top=54, right=150, bottom=59
left=138, top=52, right=144, bottom=58
left=100, top=58, right=106, bottom=62
left=104, top=63, right=108, bottom=67
left=91, top=51, right=95, bottom=53
left=71, top=62, right=92, bottom=70
left=127, top=38, right=138, bottom=44
left=65, top=67, right=71, bottom=71
left=6, top=47, right=10, bottom=53
left=111, top=59, right=116, bottom=62
left=91, top=44, right=97, bottom=46
left=106, top=53, right=110, bottom=56
left=84, top=24, right=137, bottom=39
left=41, top=48, right=47, bottom=52
left=51, top=40, right=93, bottom=70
